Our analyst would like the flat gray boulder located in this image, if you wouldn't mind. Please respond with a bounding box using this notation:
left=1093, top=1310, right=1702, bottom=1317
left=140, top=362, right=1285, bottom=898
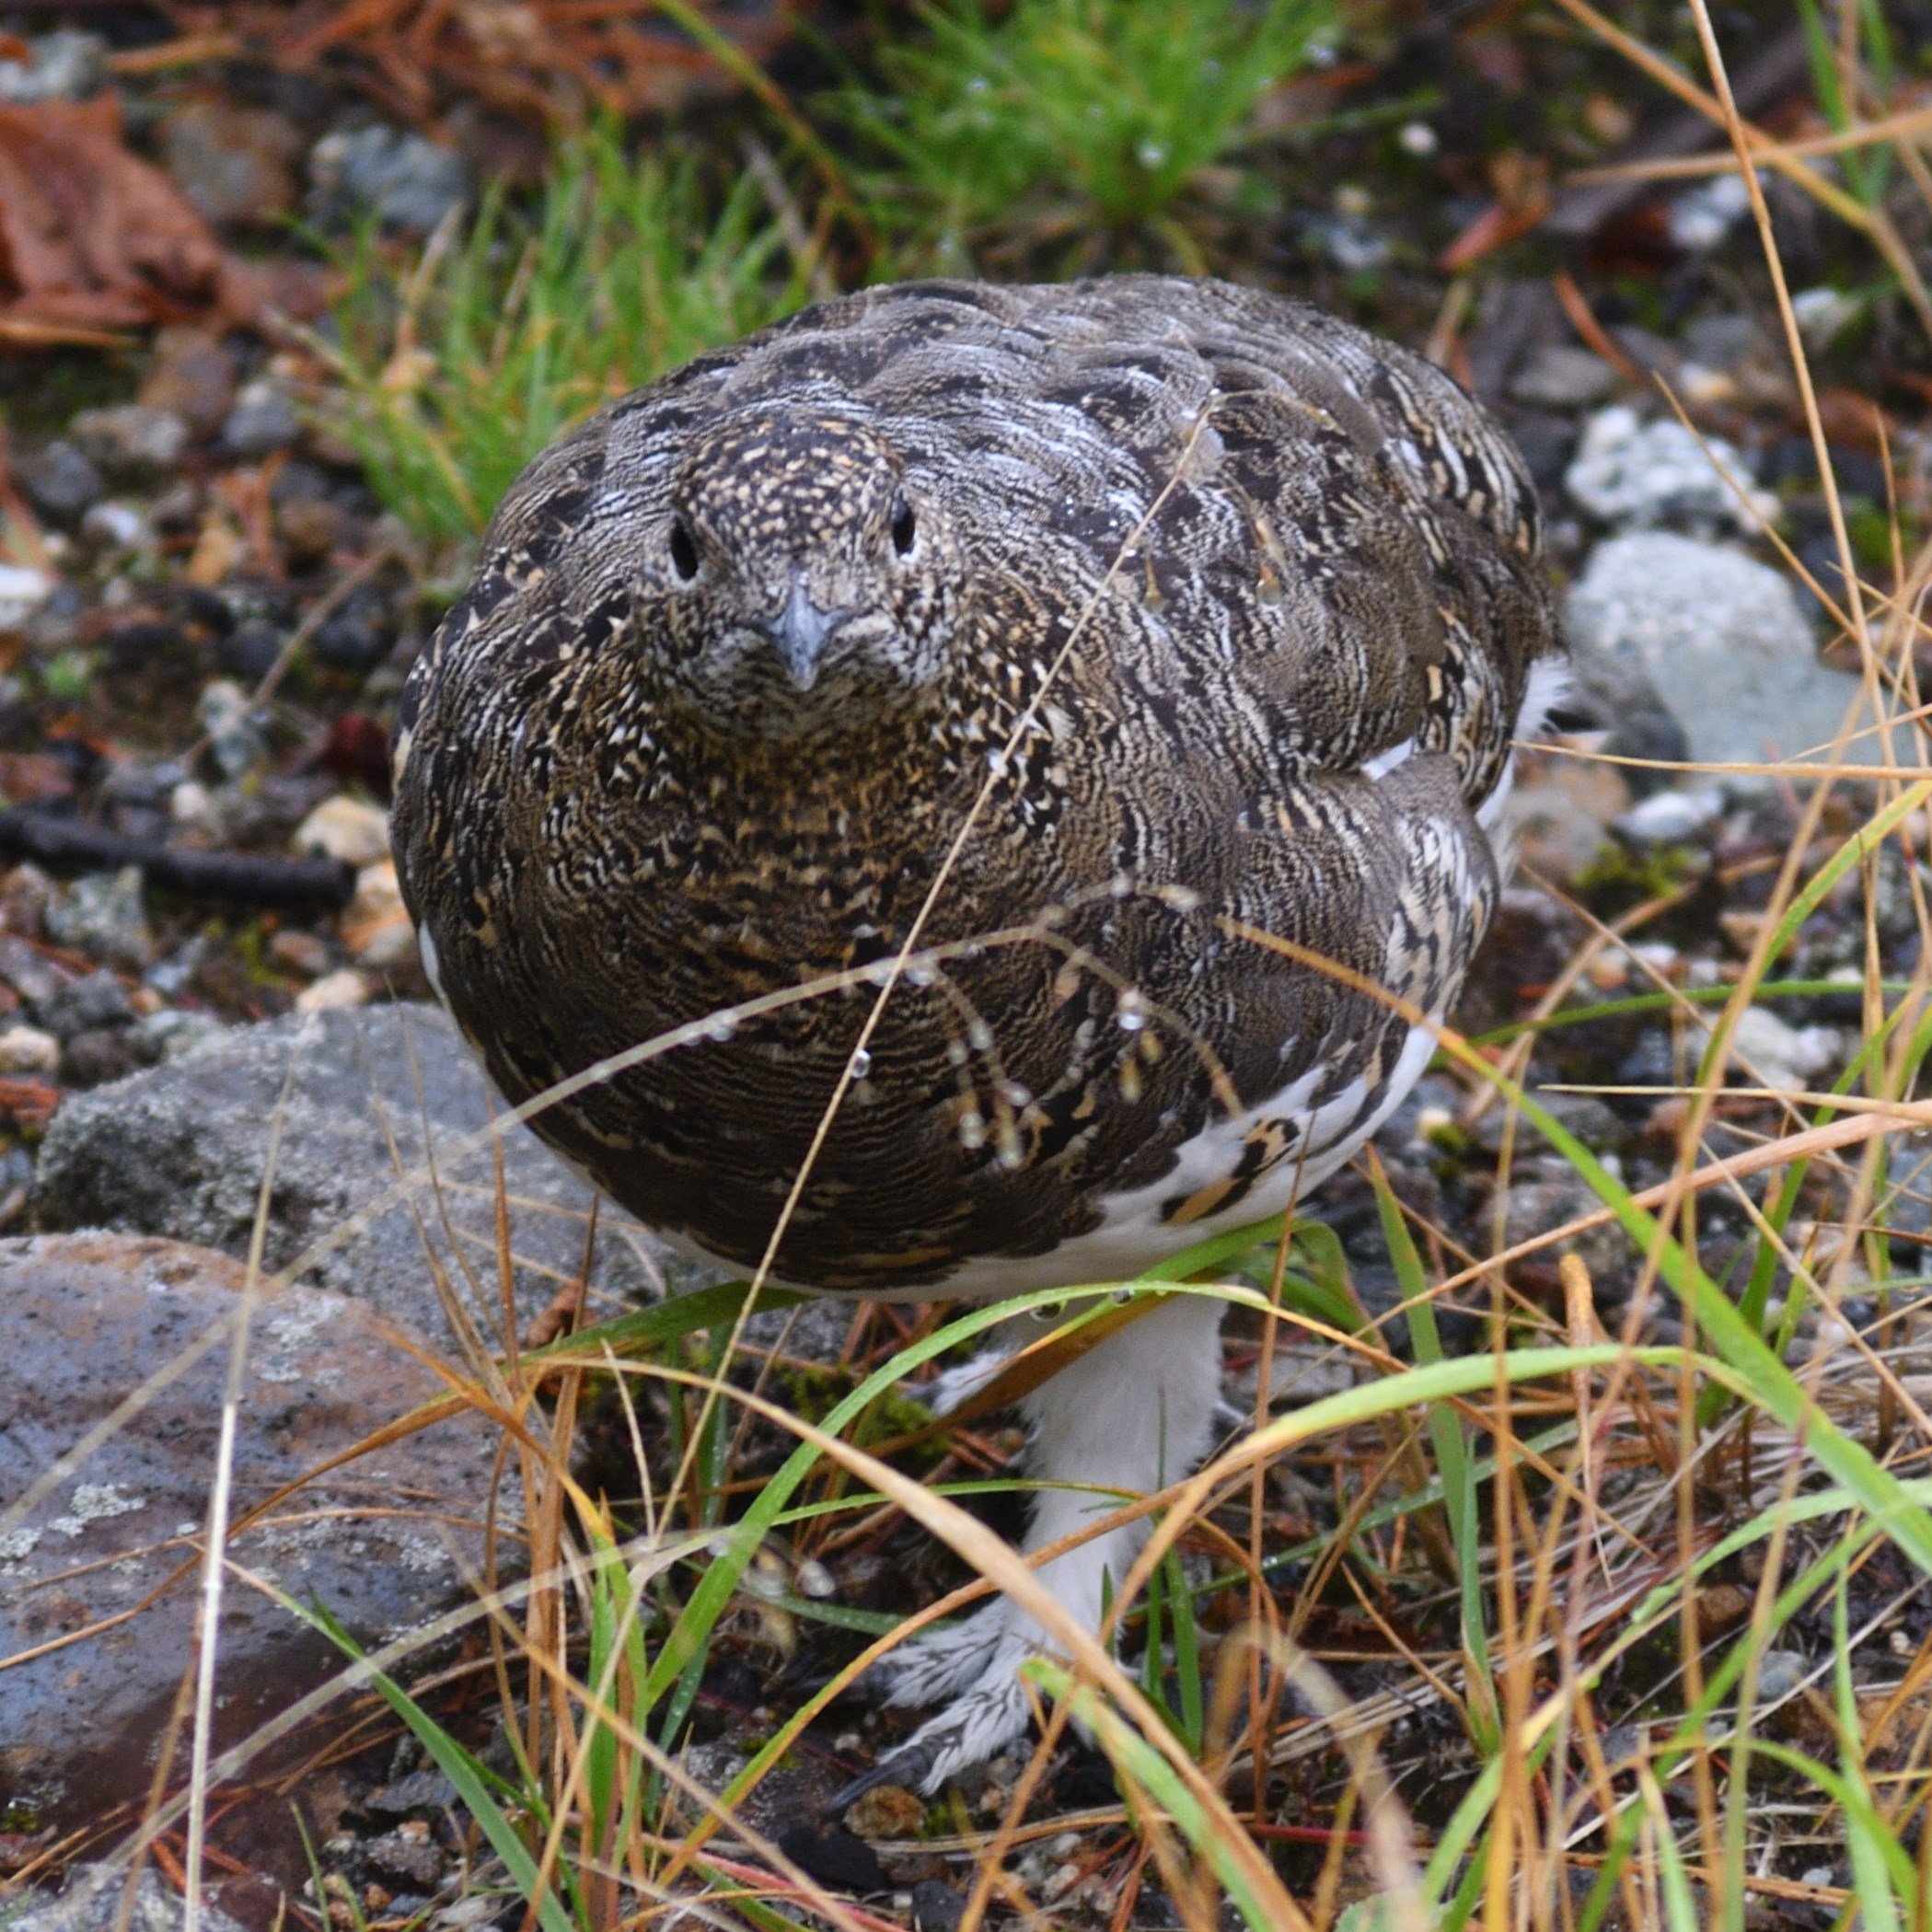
left=1566, top=531, right=1895, bottom=792
left=32, top=1002, right=716, bottom=1349
left=0, top=1233, right=506, bottom=1836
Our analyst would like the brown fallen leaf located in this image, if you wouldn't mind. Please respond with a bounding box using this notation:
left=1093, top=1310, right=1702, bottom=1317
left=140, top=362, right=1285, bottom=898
left=0, top=93, right=321, bottom=338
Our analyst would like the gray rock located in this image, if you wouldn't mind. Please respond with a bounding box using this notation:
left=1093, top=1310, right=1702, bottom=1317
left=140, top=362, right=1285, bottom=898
left=308, top=126, right=469, bottom=236
left=32, top=970, right=133, bottom=1043
left=909, top=1880, right=968, bottom=1932
left=1565, top=405, right=1775, bottom=534
left=1666, top=171, right=1752, bottom=252
left=194, top=679, right=266, bottom=783
left=43, top=869, right=153, bottom=972
left=129, top=1007, right=226, bottom=1064
left=0, top=1865, right=248, bottom=1932
left=78, top=502, right=145, bottom=552
left=67, top=407, right=189, bottom=487
left=1681, top=312, right=1773, bottom=376
left=219, top=381, right=301, bottom=459
left=1695, top=1006, right=1841, bottom=1093
left=1474, top=1091, right=1621, bottom=1157
left=0, top=30, right=106, bottom=105
left=17, top=440, right=103, bottom=527
left=1499, top=1175, right=1633, bottom=1290
left=1508, top=343, right=1622, bottom=410
left=1509, top=758, right=1628, bottom=886
left=1613, top=786, right=1724, bottom=848
left=0, top=934, right=64, bottom=1007
left=0, top=1233, right=511, bottom=1836
left=31, top=1003, right=720, bottom=1351
left=1567, top=532, right=1892, bottom=792
left=162, top=100, right=301, bottom=229
left=1756, top=1649, right=1808, bottom=1704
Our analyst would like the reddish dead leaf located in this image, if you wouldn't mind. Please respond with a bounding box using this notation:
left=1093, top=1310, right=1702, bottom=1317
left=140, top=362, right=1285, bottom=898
left=1440, top=150, right=1551, bottom=272
left=0, top=1075, right=59, bottom=1128
left=0, top=94, right=312, bottom=337
left=0, top=752, right=76, bottom=806
left=199, top=0, right=811, bottom=127
left=1815, top=385, right=1898, bottom=457
left=317, top=712, right=394, bottom=798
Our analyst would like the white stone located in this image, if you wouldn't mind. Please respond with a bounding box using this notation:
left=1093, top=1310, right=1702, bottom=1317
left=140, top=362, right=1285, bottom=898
left=1667, top=169, right=1751, bottom=251
left=1568, top=532, right=1897, bottom=792
left=292, top=793, right=391, bottom=869
left=295, top=967, right=371, bottom=1014
left=79, top=501, right=145, bottom=550
left=0, top=1024, right=59, bottom=1073
left=1613, top=787, right=1724, bottom=846
left=0, top=563, right=53, bottom=630
left=1566, top=405, right=1776, bottom=533
left=1696, top=1006, right=1842, bottom=1093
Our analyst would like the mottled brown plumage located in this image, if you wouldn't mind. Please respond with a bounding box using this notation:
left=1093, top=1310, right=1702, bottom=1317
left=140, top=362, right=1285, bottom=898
left=391, top=274, right=1559, bottom=1788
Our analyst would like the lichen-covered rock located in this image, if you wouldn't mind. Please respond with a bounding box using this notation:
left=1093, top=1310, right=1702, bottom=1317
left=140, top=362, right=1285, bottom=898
left=1566, top=531, right=1892, bottom=792
left=32, top=1002, right=705, bottom=1348
left=0, top=1866, right=249, bottom=1932
left=0, top=1233, right=505, bottom=1834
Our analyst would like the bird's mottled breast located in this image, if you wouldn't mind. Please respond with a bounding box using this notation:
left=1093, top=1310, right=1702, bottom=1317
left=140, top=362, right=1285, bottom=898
left=392, top=275, right=1553, bottom=1290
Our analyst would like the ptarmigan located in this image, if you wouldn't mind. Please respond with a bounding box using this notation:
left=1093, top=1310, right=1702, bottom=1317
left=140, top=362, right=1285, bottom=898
left=392, top=274, right=1560, bottom=1795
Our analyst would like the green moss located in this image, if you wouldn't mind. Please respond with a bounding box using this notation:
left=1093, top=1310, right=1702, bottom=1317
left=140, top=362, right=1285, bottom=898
left=1574, top=840, right=1700, bottom=915
left=331, top=124, right=802, bottom=546
left=832, top=0, right=1337, bottom=260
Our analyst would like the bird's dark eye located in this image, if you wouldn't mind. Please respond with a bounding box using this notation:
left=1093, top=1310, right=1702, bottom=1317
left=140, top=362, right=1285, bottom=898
left=667, top=518, right=700, bottom=583
left=891, top=496, right=918, bottom=557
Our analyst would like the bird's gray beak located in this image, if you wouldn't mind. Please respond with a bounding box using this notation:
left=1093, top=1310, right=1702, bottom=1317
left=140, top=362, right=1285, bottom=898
left=765, top=577, right=843, bottom=690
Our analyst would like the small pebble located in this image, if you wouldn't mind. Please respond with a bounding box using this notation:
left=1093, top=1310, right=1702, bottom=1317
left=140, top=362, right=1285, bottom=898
left=38, top=969, right=135, bottom=1041
left=295, top=967, right=370, bottom=1013
left=311, top=587, right=394, bottom=672
left=18, top=440, right=104, bottom=526
left=293, top=793, right=391, bottom=869
left=196, top=679, right=267, bottom=782
left=344, top=860, right=416, bottom=970
left=61, top=1027, right=135, bottom=1087
left=1042, top=1861, right=1082, bottom=1903
left=0, top=29, right=106, bottom=102
left=308, top=124, right=470, bottom=235
left=1566, top=406, right=1776, bottom=534
left=1666, top=171, right=1751, bottom=250
left=220, top=381, right=301, bottom=459
left=271, top=930, right=334, bottom=978
left=1509, top=343, right=1621, bottom=411
left=1698, top=1007, right=1841, bottom=1093
left=69, top=404, right=189, bottom=484
left=216, top=618, right=285, bottom=683
left=45, top=870, right=153, bottom=972
left=0, top=569, right=52, bottom=641
left=139, top=327, right=239, bottom=437
left=0, top=1023, right=58, bottom=1072
left=1614, top=787, right=1724, bottom=848
left=170, top=779, right=222, bottom=836
left=79, top=502, right=146, bottom=552
left=908, top=1880, right=966, bottom=1932
left=129, top=1007, right=226, bottom=1064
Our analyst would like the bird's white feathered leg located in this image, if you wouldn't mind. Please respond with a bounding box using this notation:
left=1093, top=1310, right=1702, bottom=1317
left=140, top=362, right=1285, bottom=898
left=854, top=1290, right=1228, bottom=1797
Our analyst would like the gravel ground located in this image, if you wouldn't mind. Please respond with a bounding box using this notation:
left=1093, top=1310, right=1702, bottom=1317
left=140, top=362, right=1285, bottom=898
left=0, top=4, right=1928, bottom=1926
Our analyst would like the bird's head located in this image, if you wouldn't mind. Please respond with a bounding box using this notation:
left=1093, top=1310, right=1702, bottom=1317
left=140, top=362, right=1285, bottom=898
left=638, top=404, right=962, bottom=735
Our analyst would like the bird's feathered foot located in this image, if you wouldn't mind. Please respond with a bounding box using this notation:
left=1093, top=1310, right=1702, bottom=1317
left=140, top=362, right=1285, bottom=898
left=833, top=1291, right=1228, bottom=1804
